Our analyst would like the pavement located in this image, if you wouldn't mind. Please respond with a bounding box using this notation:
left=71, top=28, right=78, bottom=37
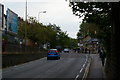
left=87, top=54, right=106, bottom=80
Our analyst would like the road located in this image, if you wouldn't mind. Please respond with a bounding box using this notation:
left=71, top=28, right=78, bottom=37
left=2, top=52, right=89, bottom=79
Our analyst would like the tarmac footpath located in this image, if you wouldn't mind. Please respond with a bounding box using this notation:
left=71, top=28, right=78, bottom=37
left=86, top=54, right=106, bottom=80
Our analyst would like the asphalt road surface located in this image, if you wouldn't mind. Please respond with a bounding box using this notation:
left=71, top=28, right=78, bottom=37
left=2, top=52, right=88, bottom=80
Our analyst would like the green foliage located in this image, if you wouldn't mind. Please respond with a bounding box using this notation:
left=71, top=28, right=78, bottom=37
left=69, top=2, right=111, bottom=50
left=77, top=23, right=99, bottom=38
left=18, top=16, right=77, bottom=49
left=69, top=2, right=111, bottom=18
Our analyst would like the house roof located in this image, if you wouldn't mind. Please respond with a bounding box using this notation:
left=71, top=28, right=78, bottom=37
left=85, top=38, right=99, bottom=44
left=83, top=35, right=91, bottom=42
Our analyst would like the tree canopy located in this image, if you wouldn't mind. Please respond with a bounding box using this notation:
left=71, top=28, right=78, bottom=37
left=18, top=16, right=77, bottom=49
left=69, top=2, right=112, bottom=50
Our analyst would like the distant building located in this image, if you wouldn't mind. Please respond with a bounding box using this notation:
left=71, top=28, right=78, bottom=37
left=83, top=35, right=91, bottom=42
left=78, top=35, right=99, bottom=54
left=0, top=4, right=4, bottom=30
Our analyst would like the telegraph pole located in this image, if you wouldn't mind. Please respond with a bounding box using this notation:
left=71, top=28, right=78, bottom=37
left=25, top=0, right=27, bottom=21
left=25, top=0, right=27, bottom=52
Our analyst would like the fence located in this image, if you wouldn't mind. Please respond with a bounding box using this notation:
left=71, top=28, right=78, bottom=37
left=2, top=44, right=47, bottom=68
left=2, top=43, right=44, bottom=54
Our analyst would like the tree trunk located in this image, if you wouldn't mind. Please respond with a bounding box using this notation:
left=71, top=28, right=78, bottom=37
left=106, top=2, right=120, bottom=79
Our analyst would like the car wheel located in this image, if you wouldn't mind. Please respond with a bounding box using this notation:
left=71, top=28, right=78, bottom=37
left=58, top=57, right=60, bottom=59
left=47, top=57, right=49, bottom=60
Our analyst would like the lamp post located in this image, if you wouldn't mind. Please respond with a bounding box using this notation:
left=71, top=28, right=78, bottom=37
left=38, top=11, right=46, bottom=23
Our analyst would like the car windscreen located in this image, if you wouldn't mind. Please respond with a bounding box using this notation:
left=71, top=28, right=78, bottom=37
left=49, top=50, right=56, bottom=53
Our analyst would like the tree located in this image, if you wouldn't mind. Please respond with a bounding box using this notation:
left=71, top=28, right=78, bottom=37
left=69, top=2, right=112, bottom=51
left=69, top=2, right=111, bottom=49
left=18, top=18, right=76, bottom=49
left=18, top=17, right=57, bottom=47
left=77, top=23, right=99, bottom=38
left=69, top=2, right=120, bottom=79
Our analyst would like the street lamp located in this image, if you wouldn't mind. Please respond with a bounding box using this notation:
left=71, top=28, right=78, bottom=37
left=38, top=11, right=46, bottom=23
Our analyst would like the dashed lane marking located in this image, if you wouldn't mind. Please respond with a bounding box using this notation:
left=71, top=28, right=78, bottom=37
left=83, top=64, right=85, bottom=68
left=79, top=68, right=83, bottom=73
left=75, top=75, right=79, bottom=80
left=75, top=54, right=89, bottom=80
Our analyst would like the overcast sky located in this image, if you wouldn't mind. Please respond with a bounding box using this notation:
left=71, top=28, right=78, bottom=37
left=1, top=0, right=84, bottom=38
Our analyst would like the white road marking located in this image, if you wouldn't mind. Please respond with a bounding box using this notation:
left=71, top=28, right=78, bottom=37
left=75, top=75, right=79, bottom=80
left=75, top=54, right=89, bottom=80
left=83, top=64, right=85, bottom=68
left=79, top=68, right=83, bottom=73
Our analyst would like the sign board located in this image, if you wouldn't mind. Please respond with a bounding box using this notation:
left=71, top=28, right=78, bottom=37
left=7, top=8, right=18, bottom=33
left=0, top=4, right=4, bottom=29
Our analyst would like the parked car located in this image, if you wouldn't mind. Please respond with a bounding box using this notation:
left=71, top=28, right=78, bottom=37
left=64, top=48, right=69, bottom=53
left=47, top=49, right=60, bottom=60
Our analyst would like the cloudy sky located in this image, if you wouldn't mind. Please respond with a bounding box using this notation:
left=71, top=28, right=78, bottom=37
left=0, top=0, right=84, bottom=38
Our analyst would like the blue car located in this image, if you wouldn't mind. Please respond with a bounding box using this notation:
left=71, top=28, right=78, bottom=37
left=47, top=49, right=60, bottom=60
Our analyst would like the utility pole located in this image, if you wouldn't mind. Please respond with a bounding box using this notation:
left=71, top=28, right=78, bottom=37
left=25, top=0, right=27, bottom=21
left=25, top=0, right=27, bottom=52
